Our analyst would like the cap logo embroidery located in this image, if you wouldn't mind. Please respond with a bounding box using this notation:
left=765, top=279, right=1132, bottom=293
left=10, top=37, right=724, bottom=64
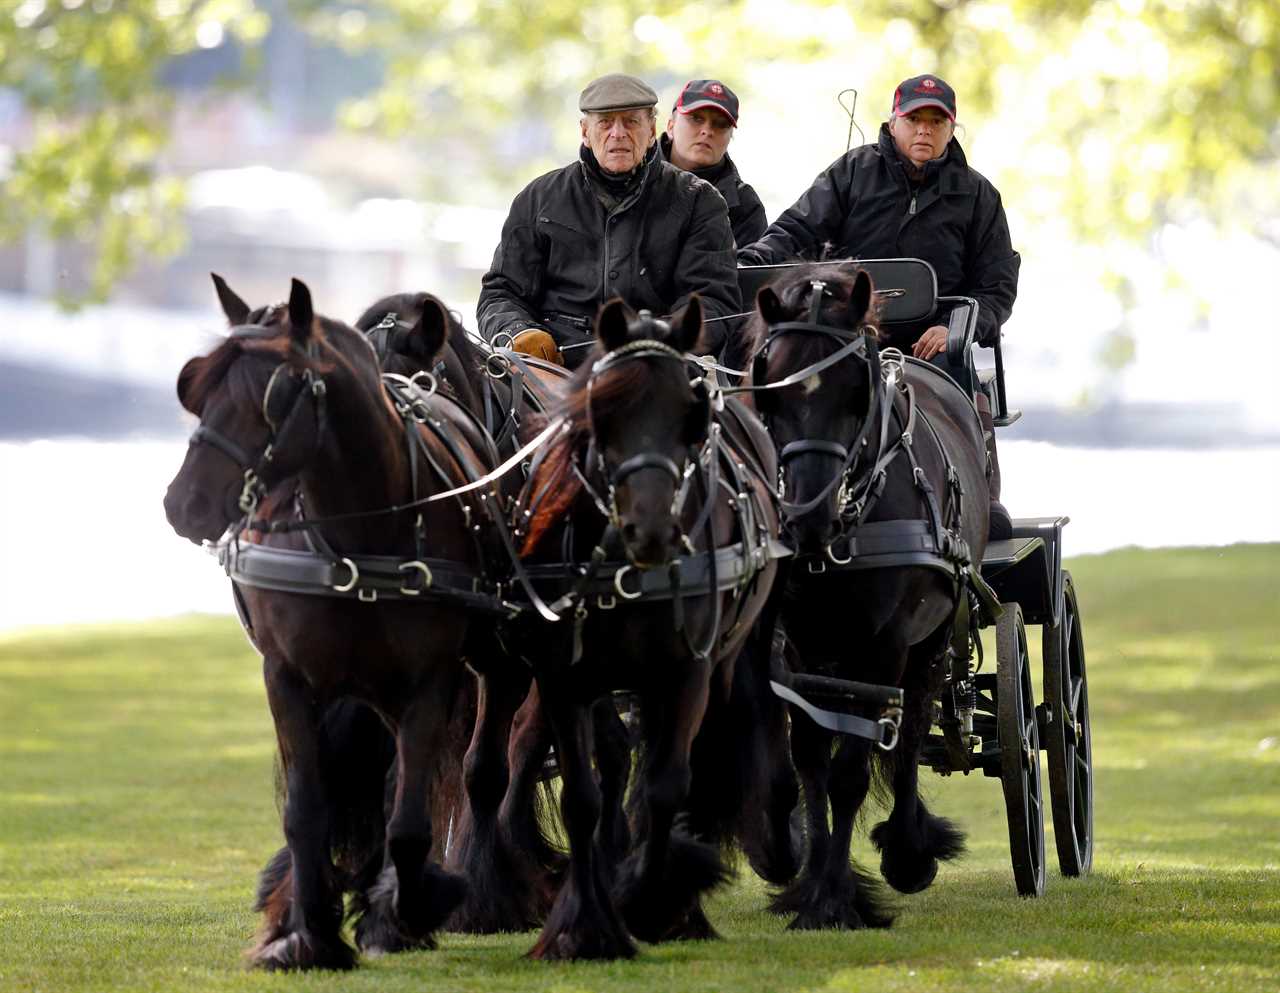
left=709, top=83, right=724, bottom=95
left=921, top=79, right=937, bottom=89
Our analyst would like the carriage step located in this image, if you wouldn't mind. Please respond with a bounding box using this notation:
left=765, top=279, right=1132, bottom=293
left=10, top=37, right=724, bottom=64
left=787, top=672, right=903, bottom=708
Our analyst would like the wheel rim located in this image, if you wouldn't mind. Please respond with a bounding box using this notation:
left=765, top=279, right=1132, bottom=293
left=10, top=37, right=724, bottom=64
left=1044, top=573, right=1093, bottom=875
left=998, top=604, right=1046, bottom=897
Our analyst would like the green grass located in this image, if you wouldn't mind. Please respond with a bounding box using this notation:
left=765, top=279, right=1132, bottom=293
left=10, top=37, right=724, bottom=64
left=2, top=544, right=1278, bottom=992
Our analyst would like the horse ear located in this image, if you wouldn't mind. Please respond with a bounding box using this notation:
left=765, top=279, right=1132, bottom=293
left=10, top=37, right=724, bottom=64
left=756, top=286, right=787, bottom=326
left=177, top=357, right=202, bottom=415
left=596, top=297, right=634, bottom=352
left=670, top=295, right=703, bottom=353
left=287, top=278, right=314, bottom=349
left=210, top=273, right=250, bottom=326
left=849, top=269, right=873, bottom=327
left=408, top=293, right=450, bottom=361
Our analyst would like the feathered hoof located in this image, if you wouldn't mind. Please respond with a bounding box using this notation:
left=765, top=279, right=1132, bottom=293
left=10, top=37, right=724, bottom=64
left=249, top=930, right=357, bottom=971
left=770, top=868, right=895, bottom=931
left=665, top=903, right=720, bottom=942
left=353, top=903, right=434, bottom=957
left=870, top=815, right=965, bottom=894
left=527, top=919, right=636, bottom=961
left=614, top=832, right=730, bottom=944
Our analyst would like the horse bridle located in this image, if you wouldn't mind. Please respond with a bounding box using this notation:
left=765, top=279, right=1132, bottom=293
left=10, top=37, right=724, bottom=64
left=739, top=282, right=887, bottom=522
left=187, top=327, right=329, bottom=514
left=581, top=320, right=715, bottom=527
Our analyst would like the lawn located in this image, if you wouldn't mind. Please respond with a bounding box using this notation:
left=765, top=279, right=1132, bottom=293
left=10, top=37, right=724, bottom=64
left=1, top=544, right=1277, bottom=992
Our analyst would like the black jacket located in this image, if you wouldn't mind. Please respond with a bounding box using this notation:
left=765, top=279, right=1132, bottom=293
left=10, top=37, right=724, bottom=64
left=658, top=133, right=767, bottom=248
left=477, top=145, right=741, bottom=361
left=737, top=124, right=1019, bottom=346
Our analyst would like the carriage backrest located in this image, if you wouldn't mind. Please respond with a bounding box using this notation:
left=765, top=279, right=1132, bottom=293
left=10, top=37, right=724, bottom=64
left=737, top=258, right=938, bottom=327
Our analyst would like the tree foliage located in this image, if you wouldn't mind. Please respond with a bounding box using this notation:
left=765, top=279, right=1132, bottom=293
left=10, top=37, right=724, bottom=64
left=0, top=0, right=269, bottom=300
left=1, top=0, right=1278, bottom=297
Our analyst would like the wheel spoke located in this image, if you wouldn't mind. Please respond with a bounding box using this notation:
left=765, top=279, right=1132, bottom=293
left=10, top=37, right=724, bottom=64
left=1070, top=677, right=1084, bottom=712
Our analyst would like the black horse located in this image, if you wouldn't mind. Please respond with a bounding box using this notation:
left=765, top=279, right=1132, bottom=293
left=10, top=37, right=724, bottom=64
left=746, top=263, right=988, bottom=929
left=164, top=279, right=504, bottom=968
left=507, top=297, right=786, bottom=959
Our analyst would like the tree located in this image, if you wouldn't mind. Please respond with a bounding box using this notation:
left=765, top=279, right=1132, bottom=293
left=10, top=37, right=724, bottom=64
left=0, top=0, right=269, bottom=301
left=2, top=1, right=1277, bottom=297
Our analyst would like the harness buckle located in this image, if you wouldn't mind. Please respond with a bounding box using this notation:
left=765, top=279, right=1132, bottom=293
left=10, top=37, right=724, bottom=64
left=877, top=707, right=904, bottom=751
left=597, top=594, right=618, bottom=610
left=332, top=557, right=360, bottom=593
left=613, top=565, right=644, bottom=601
left=238, top=469, right=261, bottom=514
left=825, top=540, right=852, bottom=566
left=398, top=560, right=434, bottom=595
left=357, top=588, right=378, bottom=603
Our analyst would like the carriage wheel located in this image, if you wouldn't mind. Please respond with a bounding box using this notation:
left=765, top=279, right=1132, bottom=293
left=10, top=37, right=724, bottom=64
left=1042, top=571, right=1093, bottom=876
left=996, top=603, right=1046, bottom=897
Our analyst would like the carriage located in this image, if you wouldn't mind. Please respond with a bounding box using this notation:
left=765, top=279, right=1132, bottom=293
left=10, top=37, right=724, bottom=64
left=737, top=258, right=1094, bottom=897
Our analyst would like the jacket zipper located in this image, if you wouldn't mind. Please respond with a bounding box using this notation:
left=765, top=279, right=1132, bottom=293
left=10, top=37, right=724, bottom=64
left=909, top=193, right=918, bottom=216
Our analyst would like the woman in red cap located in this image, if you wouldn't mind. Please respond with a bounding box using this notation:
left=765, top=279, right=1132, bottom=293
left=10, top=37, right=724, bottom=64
left=659, top=79, right=767, bottom=247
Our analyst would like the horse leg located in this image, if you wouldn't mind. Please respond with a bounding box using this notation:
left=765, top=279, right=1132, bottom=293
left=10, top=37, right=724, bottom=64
left=445, top=664, right=546, bottom=932
left=499, top=681, right=568, bottom=915
left=593, top=695, right=634, bottom=869
left=871, top=633, right=966, bottom=893
left=528, top=677, right=634, bottom=961
left=769, top=704, right=834, bottom=918
left=615, top=671, right=728, bottom=943
left=250, top=659, right=355, bottom=970
left=364, top=675, right=468, bottom=953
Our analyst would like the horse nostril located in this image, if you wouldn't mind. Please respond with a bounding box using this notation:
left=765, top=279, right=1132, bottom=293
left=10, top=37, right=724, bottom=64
left=622, top=522, right=639, bottom=546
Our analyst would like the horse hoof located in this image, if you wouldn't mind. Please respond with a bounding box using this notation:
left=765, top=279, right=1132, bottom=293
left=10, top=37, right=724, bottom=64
left=250, top=931, right=356, bottom=971
left=879, top=852, right=938, bottom=895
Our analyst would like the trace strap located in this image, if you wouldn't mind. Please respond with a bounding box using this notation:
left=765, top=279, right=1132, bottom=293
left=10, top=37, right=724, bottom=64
left=769, top=679, right=901, bottom=750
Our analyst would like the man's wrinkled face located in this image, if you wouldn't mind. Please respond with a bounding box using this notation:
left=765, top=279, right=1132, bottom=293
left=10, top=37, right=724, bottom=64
left=581, top=109, right=657, bottom=174
left=889, top=107, right=954, bottom=167
left=665, top=107, right=734, bottom=171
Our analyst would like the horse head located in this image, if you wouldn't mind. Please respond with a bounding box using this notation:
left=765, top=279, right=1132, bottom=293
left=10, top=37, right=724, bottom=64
left=164, top=278, right=373, bottom=543
left=748, top=264, right=879, bottom=555
left=582, top=295, right=709, bottom=567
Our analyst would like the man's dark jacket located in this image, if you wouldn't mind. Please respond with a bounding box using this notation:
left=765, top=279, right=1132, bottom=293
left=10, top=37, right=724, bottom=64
left=477, top=146, right=741, bottom=361
left=658, top=133, right=767, bottom=247
left=737, top=124, right=1019, bottom=347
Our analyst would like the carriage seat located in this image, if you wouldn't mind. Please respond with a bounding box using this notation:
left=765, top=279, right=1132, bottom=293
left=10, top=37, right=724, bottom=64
left=736, top=258, right=1021, bottom=427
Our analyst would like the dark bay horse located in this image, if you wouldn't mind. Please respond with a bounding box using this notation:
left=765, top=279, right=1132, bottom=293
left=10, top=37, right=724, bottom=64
left=509, top=297, right=786, bottom=959
left=164, top=279, right=504, bottom=969
left=352, top=290, right=582, bottom=934
left=746, top=263, right=988, bottom=929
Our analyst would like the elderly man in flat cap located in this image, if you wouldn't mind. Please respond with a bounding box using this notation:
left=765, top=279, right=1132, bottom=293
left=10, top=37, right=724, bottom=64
left=478, top=72, right=741, bottom=367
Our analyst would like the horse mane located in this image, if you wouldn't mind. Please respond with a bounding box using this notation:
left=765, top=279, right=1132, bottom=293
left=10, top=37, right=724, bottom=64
left=182, top=314, right=371, bottom=423
left=519, top=348, right=650, bottom=556
left=739, top=262, right=883, bottom=362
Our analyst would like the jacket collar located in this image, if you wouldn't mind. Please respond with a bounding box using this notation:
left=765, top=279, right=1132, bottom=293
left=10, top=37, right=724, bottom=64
left=579, top=142, right=658, bottom=202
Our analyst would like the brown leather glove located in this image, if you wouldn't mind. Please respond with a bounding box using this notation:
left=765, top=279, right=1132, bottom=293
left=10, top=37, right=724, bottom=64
left=511, top=328, right=564, bottom=366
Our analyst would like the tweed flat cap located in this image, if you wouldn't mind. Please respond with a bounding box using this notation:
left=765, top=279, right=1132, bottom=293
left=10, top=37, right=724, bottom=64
left=579, top=73, right=659, bottom=113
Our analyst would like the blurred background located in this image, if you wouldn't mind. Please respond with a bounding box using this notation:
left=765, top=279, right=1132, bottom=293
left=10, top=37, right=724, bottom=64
left=1, top=0, right=1277, bottom=629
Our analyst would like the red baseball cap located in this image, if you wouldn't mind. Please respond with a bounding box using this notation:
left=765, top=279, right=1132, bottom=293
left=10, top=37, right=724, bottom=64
left=891, top=74, right=956, bottom=121
left=674, top=79, right=739, bottom=126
